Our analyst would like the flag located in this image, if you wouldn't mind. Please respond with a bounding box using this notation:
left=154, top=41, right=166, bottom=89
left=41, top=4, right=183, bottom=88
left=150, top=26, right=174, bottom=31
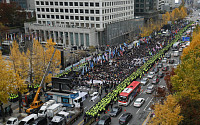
left=82, top=66, right=84, bottom=75
left=120, top=50, right=123, bottom=56
left=102, top=55, right=105, bottom=60
left=21, top=34, right=23, bottom=42
left=120, top=45, right=123, bottom=51
left=124, top=42, right=128, bottom=47
left=109, top=48, right=111, bottom=59
left=85, top=66, right=88, bottom=72
left=153, top=48, right=156, bottom=52
left=143, top=57, right=145, bottom=63
left=11, top=34, right=13, bottom=41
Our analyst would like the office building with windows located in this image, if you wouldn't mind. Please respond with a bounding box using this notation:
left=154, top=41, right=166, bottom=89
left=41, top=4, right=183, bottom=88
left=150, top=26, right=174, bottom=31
left=25, top=0, right=143, bottom=48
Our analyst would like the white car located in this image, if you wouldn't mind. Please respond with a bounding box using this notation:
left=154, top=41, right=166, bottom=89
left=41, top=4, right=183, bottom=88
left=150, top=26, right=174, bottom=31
left=6, top=117, right=18, bottom=125
left=161, top=58, right=167, bottom=63
left=90, top=92, right=98, bottom=97
left=179, top=48, right=183, bottom=52
left=147, top=72, right=155, bottom=79
left=134, top=98, right=145, bottom=107
left=90, top=92, right=99, bottom=102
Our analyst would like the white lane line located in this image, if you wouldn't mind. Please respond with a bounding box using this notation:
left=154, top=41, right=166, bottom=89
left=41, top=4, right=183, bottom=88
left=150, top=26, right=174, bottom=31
left=144, top=98, right=153, bottom=111
left=130, top=101, right=134, bottom=106
left=139, top=92, right=142, bottom=95
left=147, top=83, right=150, bottom=86
left=146, top=97, right=149, bottom=102
left=84, top=106, right=87, bottom=110
left=136, top=108, right=140, bottom=114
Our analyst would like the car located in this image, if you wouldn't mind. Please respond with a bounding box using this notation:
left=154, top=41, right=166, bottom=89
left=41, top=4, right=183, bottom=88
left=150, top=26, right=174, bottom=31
left=119, top=113, right=132, bottom=125
left=109, top=106, right=122, bottom=117
left=90, top=93, right=99, bottom=102
left=173, top=64, right=178, bottom=68
left=90, top=92, right=98, bottom=97
left=153, top=67, right=159, bottom=73
left=6, top=117, right=18, bottom=125
left=134, top=98, right=145, bottom=107
left=169, top=59, right=174, bottom=64
left=29, top=117, right=47, bottom=125
left=140, top=78, right=149, bottom=86
left=97, top=115, right=111, bottom=125
left=161, top=58, right=167, bottom=63
left=158, top=72, right=164, bottom=78
left=162, top=66, right=169, bottom=71
left=179, top=48, right=183, bottom=52
left=174, top=51, right=179, bottom=57
left=152, top=76, right=159, bottom=84
left=146, top=85, right=155, bottom=94
left=157, top=63, right=163, bottom=68
left=165, top=54, right=171, bottom=58
left=147, top=72, right=155, bottom=79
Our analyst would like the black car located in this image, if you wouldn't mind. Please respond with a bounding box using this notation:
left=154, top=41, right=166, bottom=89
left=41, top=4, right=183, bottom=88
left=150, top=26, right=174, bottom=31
left=97, top=115, right=111, bottom=125
left=165, top=54, right=171, bottom=58
left=158, top=72, right=164, bottom=78
left=162, top=66, right=169, bottom=71
left=157, top=63, right=163, bottom=68
left=168, top=59, right=174, bottom=64
left=30, top=117, right=47, bottom=125
left=119, top=113, right=132, bottom=125
left=109, top=106, right=122, bottom=117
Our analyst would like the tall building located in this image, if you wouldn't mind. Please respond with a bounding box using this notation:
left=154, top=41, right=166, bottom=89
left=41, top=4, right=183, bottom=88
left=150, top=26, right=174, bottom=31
left=134, top=0, right=158, bottom=23
left=25, top=0, right=144, bottom=48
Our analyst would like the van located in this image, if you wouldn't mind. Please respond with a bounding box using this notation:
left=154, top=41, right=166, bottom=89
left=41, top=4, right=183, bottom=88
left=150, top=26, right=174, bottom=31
left=38, top=100, right=56, bottom=117
left=174, top=51, right=179, bottom=57
left=19, top=114, right=38, bottom=125
left=47, top=103, right=64, bottom=118
left=29, top=117, right=47, bottom=125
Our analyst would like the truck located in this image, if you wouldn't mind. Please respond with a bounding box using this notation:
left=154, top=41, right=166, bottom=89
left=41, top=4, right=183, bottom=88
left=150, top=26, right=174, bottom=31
left=50, top=108, right=83, bottom=125
left=47, top=103, right=65, bottom=119
left=38, top=100, right=56, bottom=117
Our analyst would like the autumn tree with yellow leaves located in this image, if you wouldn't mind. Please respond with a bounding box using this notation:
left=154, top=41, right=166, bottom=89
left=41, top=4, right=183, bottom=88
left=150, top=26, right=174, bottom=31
left=150, top=95, right=183, bottom=125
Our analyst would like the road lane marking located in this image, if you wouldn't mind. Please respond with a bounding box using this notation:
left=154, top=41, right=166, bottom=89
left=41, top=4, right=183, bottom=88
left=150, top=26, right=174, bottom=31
left=139, top=92, right=142, bottom=95
left=144, top=98, right=153, bottom=111
left=84, top=106, right=87, bottom=110
left=136, top=108, right=140, bottom=114
left=146, top=97, right=149, bottom=102
left=130, top=101, right=134, bottom=106
left=78, top=120, right=84, bottom=125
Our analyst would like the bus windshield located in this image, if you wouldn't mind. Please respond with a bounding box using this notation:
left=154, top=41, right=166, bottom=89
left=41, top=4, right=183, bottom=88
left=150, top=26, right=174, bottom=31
left=119, top=96, right=127, bottom=102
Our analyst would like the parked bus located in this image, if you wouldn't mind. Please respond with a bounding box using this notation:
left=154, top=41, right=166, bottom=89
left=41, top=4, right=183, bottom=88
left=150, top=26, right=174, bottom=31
left=118, top=81, right=141, bottom=106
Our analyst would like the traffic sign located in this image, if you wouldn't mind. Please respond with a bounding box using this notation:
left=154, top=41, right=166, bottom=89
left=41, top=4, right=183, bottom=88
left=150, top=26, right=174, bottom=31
left=182, top=37, right=190, bottom=41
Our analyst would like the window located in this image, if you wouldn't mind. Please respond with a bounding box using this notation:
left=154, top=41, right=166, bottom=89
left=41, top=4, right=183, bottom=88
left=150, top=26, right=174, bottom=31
left=80, top=2, right=83, bottom=6
left=141, top=4, right=144, bottom=7
left=96, top=17, right=100, bottom=21
left=36, top=1, right=39, bottom=5
left=70, top=9, right=73, bottom=13
left=95, top=3, right=99, bottom=7
left=46, top=8, right=49, bottom=12
left=136, top=9, right=139, bottom=12
left=65, top=16, right=69, bottom=19
left=37, top=14, right=41, bottom=18
left=55, top=8, right=59, bottom=12
left=56, top=15, right=59, bottom=19
left=45, top=1, right=49, bottom=5
left=60, top=2, right=63, bottom=6
left=85, top=2, right=88, bottom=6
left=75, top=16, right=79, bottom=20
left=90, top=17, right=94, bottom=21
left=90, top=2, right=94, bottom=6
left=41, top=8, right=45, bottom=12
left=41, top=1, right=44, bottom=5
left=96, top=10, right=99, bottom=14
left=80, top=9, right=84, bottom=13
left=90, top=10, right=94, bottom=14
left=80, top=16, right=84, bottom=20
left=50, top=2, right=53, bottom=5
left=60, top=9, right=63, bottom=12
left=136, top=4, right=139, bottom=7
left=42, top=15, right=45, bottom=18
left=140, top=9, right=144, bottom=12
left=55, top=2, right=58, bottom=6
left=96, top=24, right=100, bottom=28
left=65, top=9, right=68, bottom=13
left=47, top=15, right=50, bottom=18
left=86, top=16, right=89, bottom=20
left=75, top=2, right=78, bottom=6
left=70, top=16, right=74, bottom=19
left=61, top=15, right=64, bottom=19
left=51, top=15, right=54, bottom=19
left=69, top=2, right=73, bottom=6
left=64, top=2, right=68, bottom=6
left=85, top=9, right=89, bottom=13
left=37, top=8, right=40, bottom=12
left=51, top=8, right=54, bottom=12
left=75, top=9, right=78, bottom=13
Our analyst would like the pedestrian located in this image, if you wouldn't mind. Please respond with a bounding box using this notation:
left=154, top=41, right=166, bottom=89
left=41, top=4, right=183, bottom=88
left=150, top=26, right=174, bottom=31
left=110, top=101, right=113, bottom=109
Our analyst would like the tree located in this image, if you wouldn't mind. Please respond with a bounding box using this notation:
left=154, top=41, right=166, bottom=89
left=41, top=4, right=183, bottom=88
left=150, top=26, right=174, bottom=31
left=164, top=68, right=175, bottom=94
left=150, top=95, right=183, bottom=125
left=0, top=51, right=17, bottom=122
left=9, top=41, right=28, bottom=113
left=180, top=6, right=187, bottom=19
left=0, top=23, right=8, bottom=44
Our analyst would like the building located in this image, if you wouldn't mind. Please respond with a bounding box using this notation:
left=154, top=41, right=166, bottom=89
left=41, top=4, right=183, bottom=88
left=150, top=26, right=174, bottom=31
left=157, top=0, right=165, bottom=11
left=0, top=0, right=35, bottom=10
left=25, top=0, right=144, bottom=49
left=134, top=0, right=158, bottom=23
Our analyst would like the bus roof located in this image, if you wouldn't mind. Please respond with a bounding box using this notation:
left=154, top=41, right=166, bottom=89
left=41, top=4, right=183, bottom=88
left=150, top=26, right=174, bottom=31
left=119, top=81, right=140, bottom=97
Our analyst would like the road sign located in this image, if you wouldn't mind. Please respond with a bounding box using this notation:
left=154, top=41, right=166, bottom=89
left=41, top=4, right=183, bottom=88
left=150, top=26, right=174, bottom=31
left=182, top=37, right=190, bottom=41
